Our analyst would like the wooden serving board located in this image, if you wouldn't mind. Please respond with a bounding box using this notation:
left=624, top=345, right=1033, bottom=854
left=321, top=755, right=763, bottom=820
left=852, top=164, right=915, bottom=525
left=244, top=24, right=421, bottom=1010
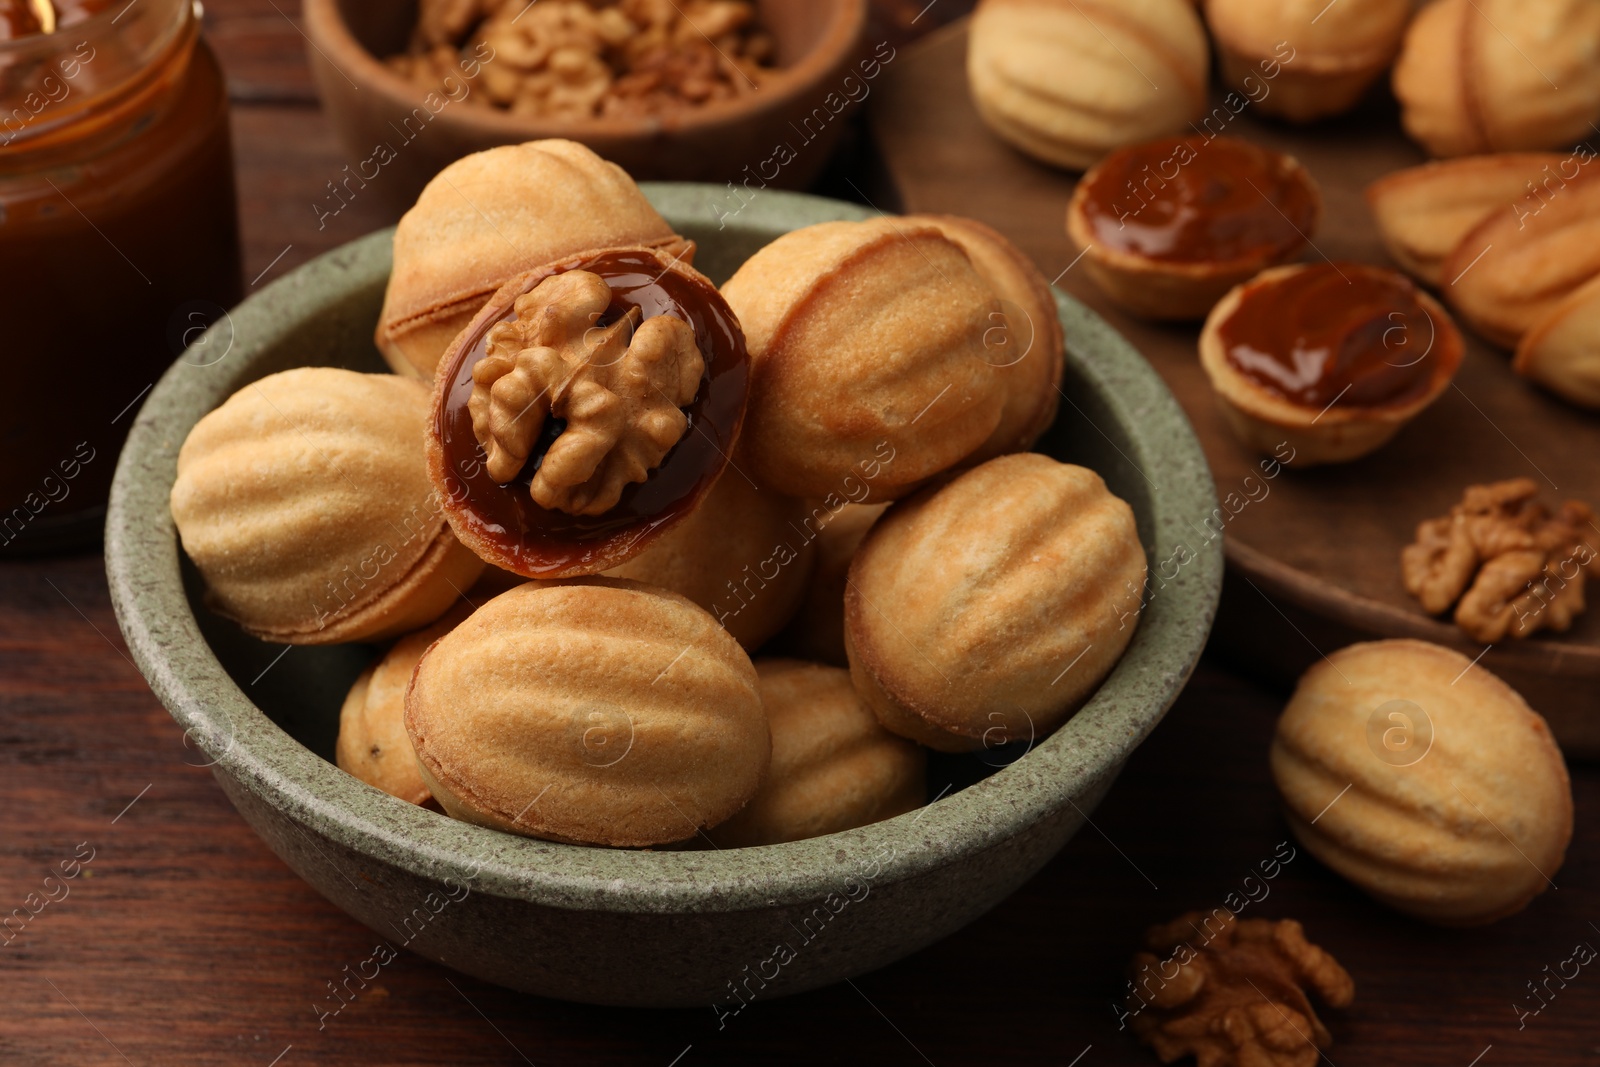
left=867, top=21, right=1600, bottom=754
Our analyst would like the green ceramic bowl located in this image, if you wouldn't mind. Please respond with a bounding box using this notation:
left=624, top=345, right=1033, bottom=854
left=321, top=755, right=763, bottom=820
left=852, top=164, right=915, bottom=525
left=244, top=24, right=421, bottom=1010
left=106, top=186, right=1221, bottom=1007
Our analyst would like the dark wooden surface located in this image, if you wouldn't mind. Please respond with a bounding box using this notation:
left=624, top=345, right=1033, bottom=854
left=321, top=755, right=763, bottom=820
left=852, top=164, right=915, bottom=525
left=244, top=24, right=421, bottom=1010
left=869, top=21, right=1600, bottom=756
left=3, top=2, right=1599, bottom=1064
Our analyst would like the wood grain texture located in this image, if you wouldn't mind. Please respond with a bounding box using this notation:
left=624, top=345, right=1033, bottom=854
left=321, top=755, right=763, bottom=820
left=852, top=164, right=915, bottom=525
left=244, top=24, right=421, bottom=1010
left=868, top=21, right=1600, bottom=752
left=3, top=2, right=1598, bottom=1063
left=5, top=556, right=1599, bottom=1065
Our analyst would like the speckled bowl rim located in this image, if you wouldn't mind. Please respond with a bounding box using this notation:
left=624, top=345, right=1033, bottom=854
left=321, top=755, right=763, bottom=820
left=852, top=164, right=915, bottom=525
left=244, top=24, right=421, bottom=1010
left=106, top=185, right=1221, bottom=915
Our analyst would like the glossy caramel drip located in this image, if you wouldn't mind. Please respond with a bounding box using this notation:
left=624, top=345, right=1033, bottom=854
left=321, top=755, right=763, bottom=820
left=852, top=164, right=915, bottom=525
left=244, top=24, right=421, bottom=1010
left=435, top=249, right=748, bottom=576
left=1081, top=136, right=1316, bottom=264
left=1219, top=264, right=1441, bottom=409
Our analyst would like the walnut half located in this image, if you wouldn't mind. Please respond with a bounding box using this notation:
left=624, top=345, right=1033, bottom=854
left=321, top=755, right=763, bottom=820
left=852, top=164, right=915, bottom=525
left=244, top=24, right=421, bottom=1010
left=1400, top=479, right=1598, bottom=643
left=1126, top=910, right=1355, bottom=1067
left=468, top=270, right=704, bottom=516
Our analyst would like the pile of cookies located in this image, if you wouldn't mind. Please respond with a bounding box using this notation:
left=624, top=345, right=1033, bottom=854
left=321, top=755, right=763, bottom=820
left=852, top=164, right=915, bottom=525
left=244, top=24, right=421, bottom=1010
left=967, top=0, right=1598, bottom=645
left=969, top=0, right=1600, bottom=435
left=170, top=139, right=1147, bottom=850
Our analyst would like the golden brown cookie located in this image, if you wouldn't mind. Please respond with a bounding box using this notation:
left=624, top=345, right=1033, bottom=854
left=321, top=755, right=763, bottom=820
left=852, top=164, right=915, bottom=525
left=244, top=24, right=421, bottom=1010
left=1393, top=0, right=1600, bottom=158
left=721, top=218, right=1007, bottom=502
left=376, top=139, right=690, bottom=379
left=1205, top=0, right=1410, bottom=121
left=405, top=578, right=769, bottom=847
left=967, top=0, right=1209, bottom=170
left=710, top=660, right=925, bottom=847
left=902, top=215, right=1064, bottom=461
left=775, top=502, right=889, bottom=666
left=170, top=368, right=484, bottom=645
left=426, top=246, right=749, bottom=580
left=335, top=604, right=474, bottom=806
left=1443, top=168, right=1600, bottom=349
left=1271, top=639, right=1572, bottom=925
left=845, top=454, right=1147, bottom=752
left=1516, top=273, right=1600, bottom=409
left=1365, top=154, right=1570, bottom=287
left=605, top=469, right=816, bottom=650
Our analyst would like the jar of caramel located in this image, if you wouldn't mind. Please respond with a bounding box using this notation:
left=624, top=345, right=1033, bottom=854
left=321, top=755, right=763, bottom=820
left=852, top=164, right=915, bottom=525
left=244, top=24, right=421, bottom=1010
left=1, top=0, right=241, bottom=552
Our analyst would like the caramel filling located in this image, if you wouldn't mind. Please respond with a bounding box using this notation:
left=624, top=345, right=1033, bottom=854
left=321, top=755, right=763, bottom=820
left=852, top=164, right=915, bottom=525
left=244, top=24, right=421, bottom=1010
left=1219, top=264, right=1440, bottom=409
left=1081, top=136, right=1315, bottom=265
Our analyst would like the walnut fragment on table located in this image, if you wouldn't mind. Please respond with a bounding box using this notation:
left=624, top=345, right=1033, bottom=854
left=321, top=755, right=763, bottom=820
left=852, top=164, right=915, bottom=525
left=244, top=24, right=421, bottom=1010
left=386, top=0, right=776, bottom=119
left=1125, top=910, right=1354, bottom=1067
left=1401, top=478, right=1598, bottom=642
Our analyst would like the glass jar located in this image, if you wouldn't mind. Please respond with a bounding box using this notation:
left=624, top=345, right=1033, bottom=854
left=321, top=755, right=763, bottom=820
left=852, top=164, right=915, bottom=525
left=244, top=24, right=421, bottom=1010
left=0, top=0, right=241, bottom=553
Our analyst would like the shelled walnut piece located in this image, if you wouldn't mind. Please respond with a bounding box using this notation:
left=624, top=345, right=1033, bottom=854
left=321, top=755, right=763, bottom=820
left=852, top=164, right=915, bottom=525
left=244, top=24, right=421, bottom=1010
left=469, top=269, right=704, bottom=516
left=1127, top=910, right=1354, bottom=1067
left=387, top=0, right=776, bottom=119
left=1401, top=479, right=1597, bottom=643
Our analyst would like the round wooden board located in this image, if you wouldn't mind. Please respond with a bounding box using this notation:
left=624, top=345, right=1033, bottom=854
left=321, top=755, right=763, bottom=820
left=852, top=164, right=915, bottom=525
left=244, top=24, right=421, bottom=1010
left=866, top=20, right=1600, bottom=752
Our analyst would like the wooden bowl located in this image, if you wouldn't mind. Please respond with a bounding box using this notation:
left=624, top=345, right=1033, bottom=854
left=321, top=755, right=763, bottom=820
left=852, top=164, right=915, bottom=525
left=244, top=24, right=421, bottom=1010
left=302, top=0, right=869, bottom=212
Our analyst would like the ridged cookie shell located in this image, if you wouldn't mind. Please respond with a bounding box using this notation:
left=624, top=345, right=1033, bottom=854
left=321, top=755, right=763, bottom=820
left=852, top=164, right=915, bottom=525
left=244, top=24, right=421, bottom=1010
left=968, top=0, right=1209, bottom=170
left=1270, top=639, right=1572, bottom=925
left=170, top=367, right=484, bottom=644
left=722, top=219, right=1006, bottom=501
left=405, top=579, right=769, bottom=847
left=1393, top=0, right=1600, bottom=159
left=605, top=470, right=817, bottom=650
left=376, top=139, right=687, bottom=378
left=845, top=453, right=1147, bottom=752
left=710, top=660, right=926, bottom=848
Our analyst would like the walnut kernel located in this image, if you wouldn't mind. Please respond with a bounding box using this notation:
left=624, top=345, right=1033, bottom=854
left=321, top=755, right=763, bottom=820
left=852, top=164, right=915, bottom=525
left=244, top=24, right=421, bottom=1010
left=1127, top=910, right=1354, bottom=1067
left=468, top=269, right=704, bottom=516
left=1401, top=479, right=1597, bottom=643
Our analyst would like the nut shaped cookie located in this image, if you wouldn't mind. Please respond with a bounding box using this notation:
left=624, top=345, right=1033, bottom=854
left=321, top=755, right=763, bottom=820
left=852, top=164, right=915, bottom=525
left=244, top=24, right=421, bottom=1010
left=405, top=579, right=769, bottom=846
left=776, top=502, right=889, bottom=666
left=1365, top=154, right=1570, bottom=286
left=1443, top=168, right=1600, bottom=349
left=845, top=454, right=1146, bottom=752
left=376, top=139, right=689, bottom=379
left=336, top=605, right=473, bottom=806
left=1393, top=0, right=1600, bottom=158
left=606, top=470, right=817, bottom=650
left=710, top=660, right=926, bottom=847
left=170, top=368, right=485, bottom=645
left=904, top=215, right=1065, bottom=462
left=429, top=247, right=749, bottom=579
left=968, top=0, right=1209, bottom=170
left=1205, top=0, right=1410, bottom=122
left=1516, top=273, right=1600, bottom=409
left=721, top=218, right=1006, bottom=502
left=1270, top=639, right=1573, bottom=926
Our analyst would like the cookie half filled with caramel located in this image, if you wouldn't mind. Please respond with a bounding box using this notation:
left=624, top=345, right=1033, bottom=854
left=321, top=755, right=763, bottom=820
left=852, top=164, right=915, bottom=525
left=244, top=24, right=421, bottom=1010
left=1067, top=135, right=1320, bottom=320
left=1200, top=262, right=1464, bottom=465
left=427, top=246, right=749, bottom=578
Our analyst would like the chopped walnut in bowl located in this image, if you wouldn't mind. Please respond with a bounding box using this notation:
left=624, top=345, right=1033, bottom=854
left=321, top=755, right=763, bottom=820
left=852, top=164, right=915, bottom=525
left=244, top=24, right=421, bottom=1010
left=1125, top=910, right=1354, bottom=1067
left=386, top=0, right=776, bottom=119
left=1401, top=478, right=1598, bottom=643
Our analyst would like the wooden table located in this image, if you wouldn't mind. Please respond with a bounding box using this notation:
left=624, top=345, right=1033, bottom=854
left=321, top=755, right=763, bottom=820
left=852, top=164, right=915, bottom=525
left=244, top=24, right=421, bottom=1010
left=3, top=3, right=1597, bottom=1063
